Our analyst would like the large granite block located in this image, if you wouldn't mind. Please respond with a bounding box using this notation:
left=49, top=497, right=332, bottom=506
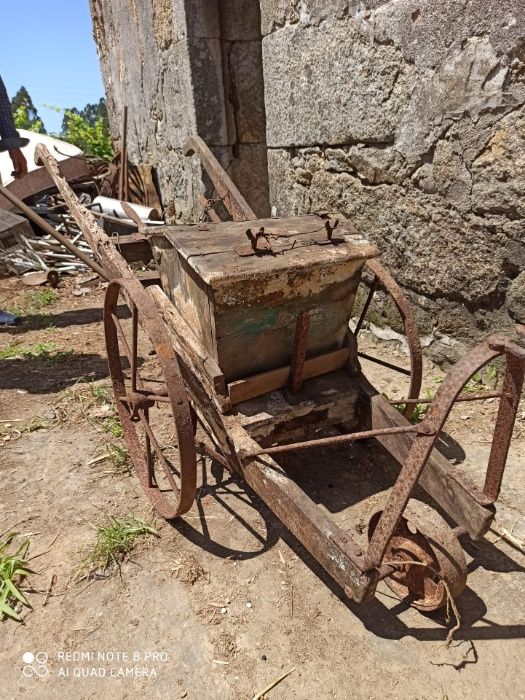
left=263, top=18, right=416, bottom=147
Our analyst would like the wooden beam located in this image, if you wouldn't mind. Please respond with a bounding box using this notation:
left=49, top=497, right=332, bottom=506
left=183, top=136, right=255, bottom=222
left=228, top=348, right=350, bottom=405
left=35, top=144, right=134, bottom=281
left=224, top=418, right=377, bottom=603
left=150, top=285, right=228, bottom=401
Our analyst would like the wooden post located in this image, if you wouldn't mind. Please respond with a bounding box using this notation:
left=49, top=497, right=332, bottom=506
left=118, top=105, right=128, bottom=202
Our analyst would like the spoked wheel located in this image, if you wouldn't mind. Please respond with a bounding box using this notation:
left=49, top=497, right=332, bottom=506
left=104, top=277, right=197, bottom=520
left=355, top=259, right=423, bottom=419
left=368, top=499, right=467, bottom=611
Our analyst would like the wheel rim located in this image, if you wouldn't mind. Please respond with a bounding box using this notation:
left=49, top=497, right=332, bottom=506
left=368, top=499, right=467, bottom=611
left=103, top=277, right=197, bottom=519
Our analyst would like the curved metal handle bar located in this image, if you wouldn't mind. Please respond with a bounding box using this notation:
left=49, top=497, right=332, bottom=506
left=183, top=135, right=255, bottom=222
left=366, top=334, right=525, bottom=568
left=363, top=259, right=423, bottom=418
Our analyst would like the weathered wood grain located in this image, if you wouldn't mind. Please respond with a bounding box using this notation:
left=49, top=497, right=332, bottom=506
left=151, top=215, right=378, bottom=381
left=183, top=136, right=256, bottom=222
left=223, top=416, right=377, bottom=602
left=235, top=369, right=360, bottom=445
left=228, top=347, right=350, bottom=404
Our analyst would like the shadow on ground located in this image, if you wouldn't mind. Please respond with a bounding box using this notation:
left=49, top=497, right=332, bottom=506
left=0, top=304, right=131, bottom=335
left=0, top=353, right=111, bottom=393
left=170, top=447, right=525, bottom=646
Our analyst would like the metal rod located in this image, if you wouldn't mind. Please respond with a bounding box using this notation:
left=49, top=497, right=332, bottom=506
left=355, top=277, right=378, bottom=336
left=138, top=409, right=180, bottom=492
left=389, top=391, right=503, bottom=406
left=241, top=425, right=423, bottom=459
left=131, top=304, right=138, bottom=394
left=483, top=355, right=525, bottom=502
left=120, top=393, right=171, bottom=404
left=289, top=312, right=310, bottom=393
left=0, top=185, right=109, bottom=280
left=357, top=351, right=411, bottom=377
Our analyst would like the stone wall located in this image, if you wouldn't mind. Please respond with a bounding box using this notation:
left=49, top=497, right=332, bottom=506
left=90, top=0, right=269, bottom=221
left=91, top=0, right=525, bottom=361
left=260, top=0, right=525, bottom=361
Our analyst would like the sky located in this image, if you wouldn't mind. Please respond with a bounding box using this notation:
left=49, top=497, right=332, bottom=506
left=2, top=1, right=105, bottom=135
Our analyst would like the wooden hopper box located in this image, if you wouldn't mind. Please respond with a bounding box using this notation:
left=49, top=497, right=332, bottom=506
left=151, top=215, right=378, bottom=383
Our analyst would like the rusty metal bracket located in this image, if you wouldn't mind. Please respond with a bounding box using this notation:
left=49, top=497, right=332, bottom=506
left=289, top=312, right=310, bottom=393
left=235, top=227, right=273, bottom=256
left=311, top=218, right=344, bottom=245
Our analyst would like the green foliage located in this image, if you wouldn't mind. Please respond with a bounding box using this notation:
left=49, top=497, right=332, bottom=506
left=107, top=444, right=131, bottom=475
left=13, top=105, right=45, bottom=134
left=11, top=86, right=46, bottom=133
left=462, top=365, right=499, bottom=393
left=102, top=415, right=123, bottom=438
left=394, top=363, right=500, bottom=423
left=73, top=515, right=158, bottom=581
left=61, top=98, right=109, bottom=132
left=61, top=109, right=113, bottom=160
left=8, top=288, right=58, bottom=318
left=89, top=382, right=111, bottom=405
left=0, top=535, right=33, bottom=621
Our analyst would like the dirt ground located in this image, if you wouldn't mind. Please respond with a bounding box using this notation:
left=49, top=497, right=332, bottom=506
left=0, top=275, right=524, bottom=700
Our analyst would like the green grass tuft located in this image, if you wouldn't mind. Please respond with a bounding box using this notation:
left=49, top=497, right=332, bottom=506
left=0, top=535, right=33, bottom=621
left=27, top=288, right=59, bottom=309
left=89, top=382, right=111, bottom=405
left=107, top=444, right=130, bottom=474
left=73, top=515, right=158, bottom=582
left=102, top=415, right=123, bottom=438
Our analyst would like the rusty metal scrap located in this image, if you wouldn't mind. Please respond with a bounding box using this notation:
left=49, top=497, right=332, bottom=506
left=366, top=335, right=525, bottom=568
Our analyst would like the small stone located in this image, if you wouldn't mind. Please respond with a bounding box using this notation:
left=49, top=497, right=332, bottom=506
left=129, top=618, right=139, bottom=626
left=221, top=607, right=227, bottom=614
left=261, top=655, right=267, bottom=661
left=246, top=602, right=252, bottom=608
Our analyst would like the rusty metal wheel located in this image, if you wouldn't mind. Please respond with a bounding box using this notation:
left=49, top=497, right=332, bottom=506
left=368, top=499, right=467, bottom=611
left=104, top=277, right=197, bottom=520
left=355, top=259, right=423, bottom=419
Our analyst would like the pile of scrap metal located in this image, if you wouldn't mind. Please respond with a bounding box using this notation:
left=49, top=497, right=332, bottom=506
left=0, top=128, right=161, bottom=281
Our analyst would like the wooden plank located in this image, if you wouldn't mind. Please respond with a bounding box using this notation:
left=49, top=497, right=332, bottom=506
left=149, top=285, right=227, bottom=400
left=35, top=144, right=134, bottom=281
left=183, top=136, right=255, bottom=222
left=228, top=347, right=350, bottom=405
left=136, top=270, right=161, bottom=286
left=359, top=378, right=494, bottom=539
left=155, top=217, right=376, bottom=281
